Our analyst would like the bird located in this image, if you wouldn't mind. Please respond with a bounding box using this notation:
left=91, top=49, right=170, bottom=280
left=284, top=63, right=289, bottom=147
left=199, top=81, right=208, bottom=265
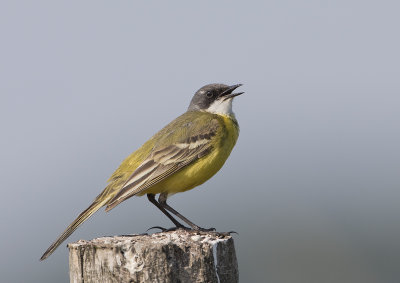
left=40, top=83, right=243, bottom=261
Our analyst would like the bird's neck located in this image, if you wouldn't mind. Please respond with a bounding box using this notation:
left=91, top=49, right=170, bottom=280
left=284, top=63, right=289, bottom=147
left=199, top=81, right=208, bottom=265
left=205, top=99, right=235, bottom=116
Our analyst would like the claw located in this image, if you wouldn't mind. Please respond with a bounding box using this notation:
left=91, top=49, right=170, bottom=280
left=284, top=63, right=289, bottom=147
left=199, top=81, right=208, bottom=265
left=146, top=226, right=167, bottom=232
left=164, top=226, right=190, bottom=232
left=146, top=225, right=190, bottom=233
left=195, top=227, right=216, bottom=232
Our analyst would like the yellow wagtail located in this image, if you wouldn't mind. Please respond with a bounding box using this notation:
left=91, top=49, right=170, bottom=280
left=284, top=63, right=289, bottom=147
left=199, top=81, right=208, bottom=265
left=40, top=83, right=243, bottom=260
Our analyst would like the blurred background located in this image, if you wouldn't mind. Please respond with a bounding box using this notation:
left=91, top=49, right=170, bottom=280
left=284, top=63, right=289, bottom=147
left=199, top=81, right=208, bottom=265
left=1, top=1, right=400, bottom=282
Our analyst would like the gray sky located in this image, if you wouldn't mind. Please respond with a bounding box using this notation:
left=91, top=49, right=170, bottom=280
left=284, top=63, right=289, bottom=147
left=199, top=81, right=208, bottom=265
left=1, top=1, right=400, bottom=282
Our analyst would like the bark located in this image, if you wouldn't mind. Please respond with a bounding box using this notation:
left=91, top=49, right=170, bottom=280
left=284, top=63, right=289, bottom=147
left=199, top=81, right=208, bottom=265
left=68, top=230, right=238, bottom=283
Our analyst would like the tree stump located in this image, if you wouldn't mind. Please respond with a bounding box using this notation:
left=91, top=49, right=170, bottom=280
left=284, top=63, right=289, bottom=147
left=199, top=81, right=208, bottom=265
left=68, top=230, right=238, bottom=283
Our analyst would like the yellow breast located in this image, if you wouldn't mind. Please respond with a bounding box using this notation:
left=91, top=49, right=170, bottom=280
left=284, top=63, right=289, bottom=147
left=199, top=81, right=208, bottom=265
left=141, top=114, right=239, bottom=195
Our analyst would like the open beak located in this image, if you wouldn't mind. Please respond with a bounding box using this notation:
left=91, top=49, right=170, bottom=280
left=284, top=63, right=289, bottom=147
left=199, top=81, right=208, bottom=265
left=219, top=84, right=244, bottom=100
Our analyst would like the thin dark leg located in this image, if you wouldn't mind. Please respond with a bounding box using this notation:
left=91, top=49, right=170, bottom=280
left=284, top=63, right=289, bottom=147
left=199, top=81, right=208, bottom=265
left=147, top=194, right=184, bottom=228
left=158, top=193, right=208, bottom=231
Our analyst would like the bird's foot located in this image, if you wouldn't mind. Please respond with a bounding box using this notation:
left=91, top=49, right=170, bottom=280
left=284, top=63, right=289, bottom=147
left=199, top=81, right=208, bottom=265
left=146, top=225, right=189, bottom=232
left=146, top=226, right=168, bottom=232
left=147, top=226, right=237, bottom=236
left=193, top=227, right=238, bottom=236
left=193, top=226, right=216, bottom=232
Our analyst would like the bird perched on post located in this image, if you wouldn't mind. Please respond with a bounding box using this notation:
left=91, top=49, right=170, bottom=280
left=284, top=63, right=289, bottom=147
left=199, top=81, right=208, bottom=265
left=40, top=83, right=243, bottom=260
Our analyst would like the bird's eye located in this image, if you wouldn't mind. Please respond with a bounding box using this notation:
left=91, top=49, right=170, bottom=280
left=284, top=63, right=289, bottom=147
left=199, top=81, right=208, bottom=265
left=206, top=91, right=213, bottom=98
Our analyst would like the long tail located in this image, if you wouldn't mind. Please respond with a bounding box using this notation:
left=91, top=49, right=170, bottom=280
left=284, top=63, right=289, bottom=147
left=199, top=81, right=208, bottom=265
left=40, top=196, right=111, bottom=261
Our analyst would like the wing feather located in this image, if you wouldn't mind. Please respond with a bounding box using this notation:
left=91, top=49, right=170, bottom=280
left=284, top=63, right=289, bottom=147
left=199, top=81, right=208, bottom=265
left=105, top=118, right=219, bottom=211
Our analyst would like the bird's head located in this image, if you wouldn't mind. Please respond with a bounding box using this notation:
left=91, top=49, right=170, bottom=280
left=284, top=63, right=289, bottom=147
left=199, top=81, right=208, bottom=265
left=188, top=83, right=243, bottom=115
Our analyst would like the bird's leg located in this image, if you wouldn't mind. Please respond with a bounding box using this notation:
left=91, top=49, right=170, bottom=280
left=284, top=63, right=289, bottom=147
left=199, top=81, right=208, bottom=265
left=147, top=194, right=185, bottom=228
left=158, top=193, right=215, bottom=231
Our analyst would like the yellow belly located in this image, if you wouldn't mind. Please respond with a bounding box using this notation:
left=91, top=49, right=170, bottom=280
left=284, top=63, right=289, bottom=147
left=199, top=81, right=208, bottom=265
left=139, top=115, right=239, bottom=196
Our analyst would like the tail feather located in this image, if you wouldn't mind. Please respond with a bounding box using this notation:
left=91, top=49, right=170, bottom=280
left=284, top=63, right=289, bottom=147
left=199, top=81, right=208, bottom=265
left=40, top=198, right=108, bottom=261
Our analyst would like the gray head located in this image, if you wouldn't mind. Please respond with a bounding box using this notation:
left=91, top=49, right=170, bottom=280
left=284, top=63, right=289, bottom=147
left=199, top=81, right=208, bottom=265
left=188, top=83, right=243, bottom=115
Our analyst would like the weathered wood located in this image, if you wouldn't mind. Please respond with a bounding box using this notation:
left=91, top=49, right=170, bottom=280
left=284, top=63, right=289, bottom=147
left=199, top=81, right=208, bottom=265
left=68, top=230, right=238, bottom=283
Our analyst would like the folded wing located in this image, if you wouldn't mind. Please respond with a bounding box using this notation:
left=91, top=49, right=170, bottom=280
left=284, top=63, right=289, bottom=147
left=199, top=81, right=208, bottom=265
left=105, top=118, right=219, bottom=211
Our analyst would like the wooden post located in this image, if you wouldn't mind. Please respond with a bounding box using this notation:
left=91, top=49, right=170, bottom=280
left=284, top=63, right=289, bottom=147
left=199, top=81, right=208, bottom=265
left=68, top=230, right=238, bottom=283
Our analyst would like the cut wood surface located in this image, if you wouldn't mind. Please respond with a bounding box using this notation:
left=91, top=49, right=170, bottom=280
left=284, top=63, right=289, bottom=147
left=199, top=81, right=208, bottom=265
left=68, top=230, right=238, bottom=283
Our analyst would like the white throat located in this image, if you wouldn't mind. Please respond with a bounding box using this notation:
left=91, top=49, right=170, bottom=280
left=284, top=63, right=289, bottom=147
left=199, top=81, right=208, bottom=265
left=205, top=98, right=235, bottom=116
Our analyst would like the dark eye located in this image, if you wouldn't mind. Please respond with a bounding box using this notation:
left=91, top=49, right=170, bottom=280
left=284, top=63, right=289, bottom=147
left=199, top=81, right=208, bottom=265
left=206, top=91, right=213, bottom=98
